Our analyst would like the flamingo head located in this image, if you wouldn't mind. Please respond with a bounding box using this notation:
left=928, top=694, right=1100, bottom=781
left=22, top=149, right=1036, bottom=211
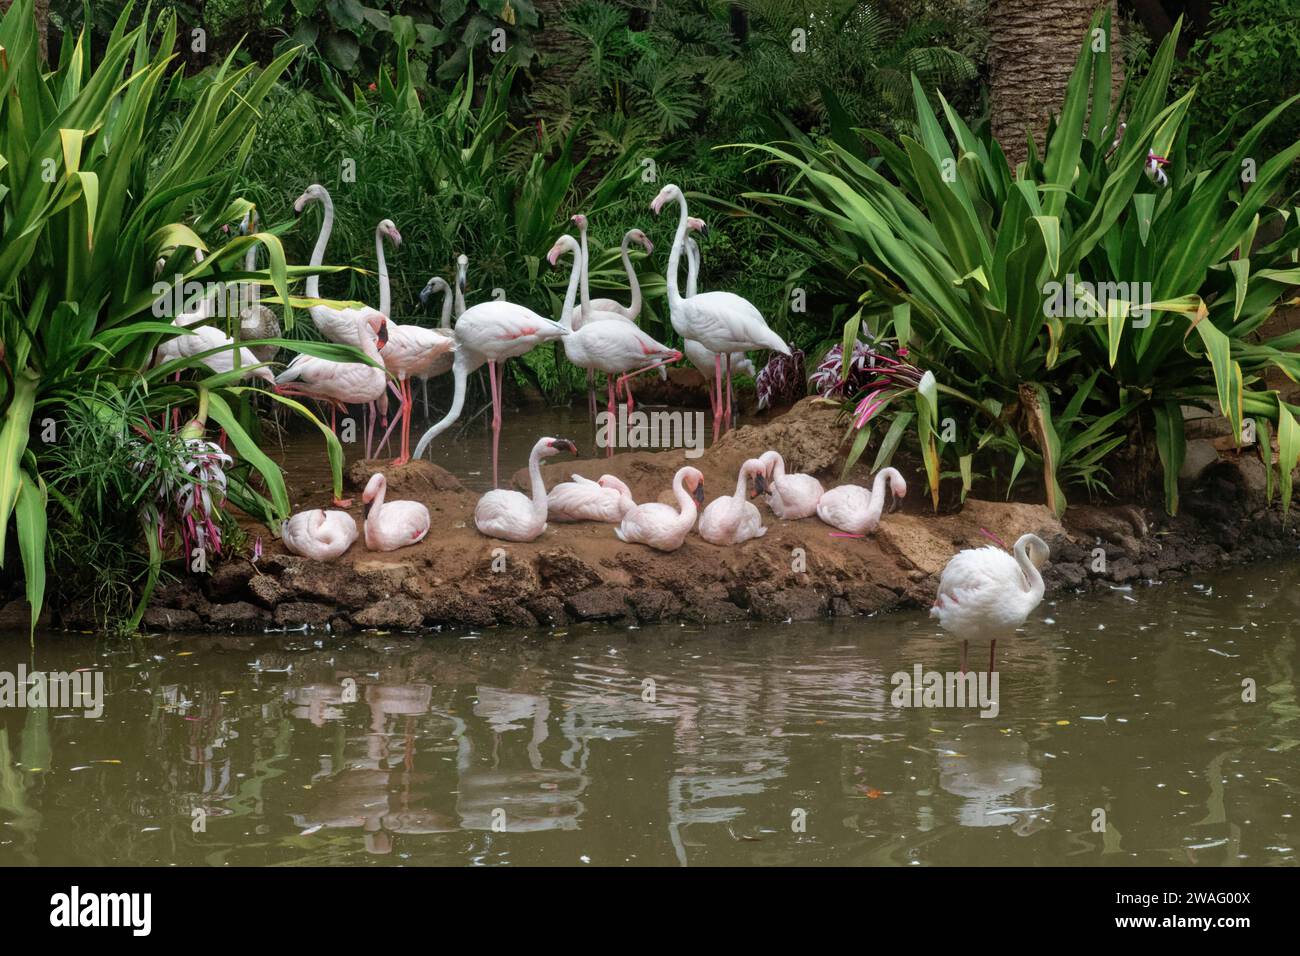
left=889, top=470, right=908, bottom=501
left=682, top=467, right=706, bottom=507
left=570, top=213, right=588, bottom=231
left=293, top=183, right=327, bottom=215
left=379, top=219, right=402, bottom=247
left=367, top=314, right=389, bottom=350
left=541, top=437, right=579, bottom=457
left=1017, top=533, right=1051, bottom=568
left=361, top=472, right=385, bottom=515
left=686, top=216, right=708, bottom=238
left=239, top=207, right=258, bottom=236
left=598, top=475, right=631, bottom=496
left=627, top=229, right=653, bottom=254
left=547, top=235, right=579, bottom=267
left=649, top=184, right=681, bottom=215
left=456, top=254, right=469, bottom=291
left=419, top=276, right=448, bottom=308
left=751, top=471, right=767, bottom=497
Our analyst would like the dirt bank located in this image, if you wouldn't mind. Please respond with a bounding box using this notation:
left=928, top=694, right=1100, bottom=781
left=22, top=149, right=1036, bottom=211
left=49, top=396, right=1279, bottom=637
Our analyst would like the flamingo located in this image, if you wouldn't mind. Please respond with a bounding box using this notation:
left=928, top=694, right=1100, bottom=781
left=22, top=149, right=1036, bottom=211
left=931, top=534, right=1050, bottom=672
left=681, top=222, right=756, bottom=422
left=362, top=472, right=430, bottom=551
left=651, top=183, right=790, bottom=440
left=615, top=466, right=705, bottom=552
left=410, top=275, right=569, bottom=488
left=549, top=234, right=681, bottom=455
left=276, top=313, right=390, bottom=502
left=755, top=449, right=824, bottom=520
left=236, top=208, right=281, bottom=363
left=817, top=468, right=908, bottom=536
left=281, top=509, right=358, bottom=561
left=699, top=458, right=768, bottom=546
left=474, top=436, right=578, bottom=541
left=547, top=474, right=637, bottom=523
left=453, top=254, right=469, bottom=319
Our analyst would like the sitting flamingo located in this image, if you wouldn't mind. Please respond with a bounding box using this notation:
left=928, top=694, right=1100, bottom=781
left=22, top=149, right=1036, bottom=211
left=615, top=466, right=705, bottom=552
left=548, top=474, right=637, bottom=523
left=699, top=458, right=767, bottom=546
left=362, top=472, right=430, bottom=552
left=931, top=533, right=1050, bottom=672
left=756, top=450, right=824, bottom=520
left=475, top=436, right=579, bottom=541
left=281, top=509, right=357, bottom=561
left=817, top=468, right=907, bottom=536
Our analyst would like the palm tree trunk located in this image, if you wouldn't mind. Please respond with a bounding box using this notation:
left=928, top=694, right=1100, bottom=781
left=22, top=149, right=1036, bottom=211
left=989, top=0, right=1121, bottom=167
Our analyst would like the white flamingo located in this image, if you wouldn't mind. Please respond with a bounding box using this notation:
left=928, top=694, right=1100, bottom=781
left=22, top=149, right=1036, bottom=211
left=550, top=234, right=680, bottom=454
left=362, top=472, right=430, bottom=551
left=682, top=223, right=756, bottom=411
left=410, top=281, right=569, bottom=488
left=547, top=474, right=637, bottom=523
left=651, top=183, right=790, bottom=439
left=281, top=509, right=357, bottom=561
left=756, top=449, right=824, bottom=520
left=699, top=458, right=768, bottom=546
left=615, top=466, right=706, bottom=552
left=931, top=533, right=1050, bottom=672
left=276, top=313, right=390, bottom=497
left=475, top=436, right=578, bottom=541
left=817, top=467, right=908, bottom=536
left=236, top=208, right=281, bottom=363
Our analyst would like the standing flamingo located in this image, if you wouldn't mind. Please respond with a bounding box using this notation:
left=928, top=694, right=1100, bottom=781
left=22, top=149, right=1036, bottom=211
left=475, top=436, right=578, bottom=541
left=547, top=474, right=637, bottom=523
left=931, top=534, right=1050, bottom=672
left=651, top=183, right=790, bottom=440
left=615, top=466, right=706, bottom=552
left=362, top=472, right=430, bottom=551
left=755, top=449, right=824, bottom=520
left=549, top=234, right=681, bottom=456
left=681, top=222, right=756, bottom=423
left=699, top=458, right=768, bottom=546
left=282, top=509, right=358, bottom=561
left=236, top=208, right=281, bottom=363
left=409, top=277, right=569, bottom=488
left=817, top=468, right=908, bottom=536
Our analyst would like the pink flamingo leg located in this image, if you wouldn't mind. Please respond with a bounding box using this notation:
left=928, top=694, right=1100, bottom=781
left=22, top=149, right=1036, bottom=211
left=725, top=353, right=734, bottom=431
left=988, top=639, right=997, bottom=673
left=606, top=376, right=616, bottom=458
left=711, top=354, right=723, bottom=443
left=488, top=360, right=503, bottom=488
left=587, top=368, right=597, bottom=426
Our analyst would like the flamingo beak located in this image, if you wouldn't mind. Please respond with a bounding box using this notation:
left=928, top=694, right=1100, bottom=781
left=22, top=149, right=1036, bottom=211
left=419, top=285, right=433, bottom=308
left=753, top=474, right=767, bottom=496
left=650, top=195, right=664, bottom=215
left=693, top=482, right=706, bottom=506
left=556, top=438, right=578, bottom=454
left=698, top=223, right=710, bottom=238
left=363, top=501, right=373, bottom=521
left=376, top=320, right=389, bottom=350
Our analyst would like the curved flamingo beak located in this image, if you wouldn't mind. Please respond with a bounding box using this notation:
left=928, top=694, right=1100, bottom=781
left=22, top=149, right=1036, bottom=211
left=650, top=193, right=668, bottom=215
left=547, top=244, right=564, bottom=266
left=692, top=481, right=706, bottom=507
left=640, top=237, right=654, bottom=254
left=376, top=320, right=389, bottom=350
left=753, top=473, right=767, bottom=496
left=552, top=438, right=578, bottom=454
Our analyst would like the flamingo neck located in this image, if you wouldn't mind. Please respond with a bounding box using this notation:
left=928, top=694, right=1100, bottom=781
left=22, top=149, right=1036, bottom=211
left=685, top=237, right=699, bottom=297
left=665, top=190, right=688, bottom=313
left=559, top=244, right=583, bottom=332
left=1015, top=539, right=1046, bottom=603
left=438, top=285, right=454, bottom=329
left=305, top=190, right=334, bottom=301
left=621, top=231, right=642, bottom=317
left=732, top=462, right=752, bottom=501
left=375, top=226, right=391, bottom=317
left=578, top=219, right=592, bottom=314
left=358, top=322, right=383, bottom=365
left=860, top=468, right=892, bottom=530
left=672, top=472, right=698, bottom=533
left=454, top=260, right=467, bottom=318
left=243, top=242, right=260, bottom=319
left=768, top=452, right=787, bottom=482
left=527, top=443, right=550, bottom=521
left=412, top=350, right=474, bottom=459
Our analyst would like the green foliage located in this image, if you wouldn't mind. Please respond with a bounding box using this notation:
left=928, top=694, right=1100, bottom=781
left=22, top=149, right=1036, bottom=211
left=0, top=0, right=344, bottom=635
left=729, top=12, right=1300, bottom=516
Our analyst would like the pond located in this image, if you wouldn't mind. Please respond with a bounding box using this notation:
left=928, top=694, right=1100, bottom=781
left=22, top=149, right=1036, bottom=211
left=1, top=565, right=1296, bottom=866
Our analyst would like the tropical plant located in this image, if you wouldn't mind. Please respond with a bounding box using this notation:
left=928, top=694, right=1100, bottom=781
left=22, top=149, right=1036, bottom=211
left=0, top=0, right=355, bottom=636
left=725, top=11, right=1300, bottom=517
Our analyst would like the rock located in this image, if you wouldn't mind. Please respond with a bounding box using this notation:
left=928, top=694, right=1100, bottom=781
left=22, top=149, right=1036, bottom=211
left=141, top=606, right=202, bottom=630
left=207, top=601, right=268, bottom=627
left=629, top=588, right=681, bottom=623
left=353, top=561, right=413, bottom=599
left=749, top=586, right=827, bottom=621
left=565, top=586, right=631, bottom=621
left=498, top=605, right=539, bottom=628
left=1063, top=505, right=1148, bottom=557
left=524, top=595, right=568, bottom=626
left=152, top=579, right=209, bottom=613
left=422, top=592, right=499, bottom=628
left=280, top=561, right=369, bottom=606
left=206, top=560, right=253, bottom=599
left=346, top=458, right=463, bottom=495
left=1179, top=438, right=1220, bottom=484
left=274, top=602, right=336, bottom=628
left=843, top=581, right=903, bottom=615
left=353, top=597, right=424, bottom=630
left=248, top=574, right=288, bottom=608
left=536, top=549, right=602, bottom=593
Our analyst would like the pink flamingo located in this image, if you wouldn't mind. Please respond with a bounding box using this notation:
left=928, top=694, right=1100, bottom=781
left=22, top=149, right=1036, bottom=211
left=362, top=472, right=430, bottom=551
left=651, top=183, right=790, bottom=440
left=549, top=234, right=681, bottom=455
left=681, top=221, right=756, bottom=425
left=817, top=468, right=907, bottom=537
left=755, top=449, right=824, bottom=520
left=699, top=458, right=768, bottom=546
left=547, top=474, right=637, bottom=523
left=475, top=437, right=578, bottom=541
left=410, top=292, right=569, bottom=490
left=615, top=466, right=706, bottom=552
left=281, top=509, right=357, bottom=561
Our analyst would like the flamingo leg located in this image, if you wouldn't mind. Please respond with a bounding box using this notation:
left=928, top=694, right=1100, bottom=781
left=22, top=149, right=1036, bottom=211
left=988, top=639, right=997, bottom=673
left=725, top=353, right=734, bottom=431
left=961, top=639, right=968, bottom=675
left=587, top=368, right=597, bottom=427
left=488, top=360, right=502, bottom=488
left=606, top=376, right=616, bottom=458
left=711, top=354, right=723, bottom=443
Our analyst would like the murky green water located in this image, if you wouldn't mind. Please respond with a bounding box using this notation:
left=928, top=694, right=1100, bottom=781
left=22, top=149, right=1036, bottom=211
left=1, top=566, right=1297, bottom=866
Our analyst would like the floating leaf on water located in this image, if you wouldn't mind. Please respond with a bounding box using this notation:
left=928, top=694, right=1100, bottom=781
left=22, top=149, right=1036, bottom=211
left=1055, top=720, right=1070, bottom=726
